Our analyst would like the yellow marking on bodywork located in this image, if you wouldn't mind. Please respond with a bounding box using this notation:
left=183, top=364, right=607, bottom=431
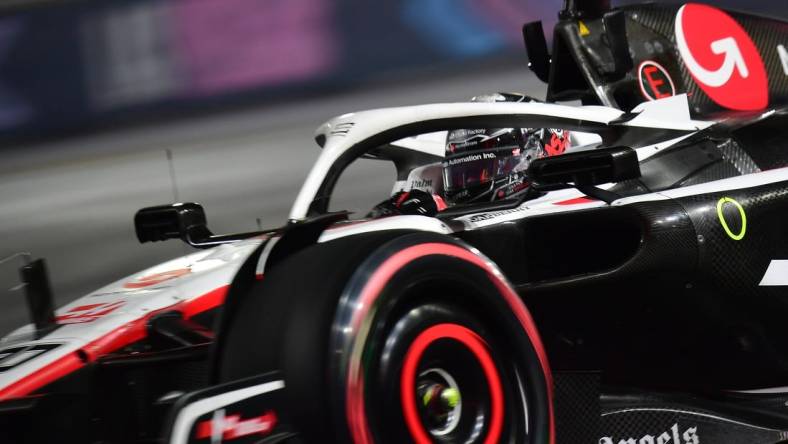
left=578, top=21, right=590, bottom=37
left=717, top=197, right=747, bottom=241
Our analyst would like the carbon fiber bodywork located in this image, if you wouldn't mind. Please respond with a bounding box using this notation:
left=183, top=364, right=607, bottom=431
left=458, top=177, right=788, bottom=442
left=454, top=117, right=788, bottom=442
left=453, top=104, right=787, bottom=378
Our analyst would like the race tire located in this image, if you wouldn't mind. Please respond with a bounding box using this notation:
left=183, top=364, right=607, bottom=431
left=217, top=231, right=553, bottom=444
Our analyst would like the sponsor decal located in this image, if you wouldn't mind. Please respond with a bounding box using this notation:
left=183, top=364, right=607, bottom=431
left=638, top=61, right=676, bottom=101
left=444, top=152, right=495, bottom=166
left=448, top=129, right=486, bottom=140
left=0, top=343, right=61, bottom=372
left=168, top=379, right=285, bottom=444
left=466, top=206, right=527, bottom=223
left=194, top=410, right=277, bottom=442
left=409, top=178, right=433, bottom=190
left=600, top=423, right=699, bottom=444
left=123, top=268, right=191, bottom=289
left=55, top=301, right=125, bottom=324
left=716, top=197, right=746, bottom=241
left=452, top=189, right=471, bottom=200
left=674, top=3, right=767, bottom=111
left=497, top=177, right=529, bottom=199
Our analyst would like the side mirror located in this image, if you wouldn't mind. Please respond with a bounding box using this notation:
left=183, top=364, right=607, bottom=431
left=134, top=203, right=212, bottom=245
left=528, top=146, right=640, bottom=187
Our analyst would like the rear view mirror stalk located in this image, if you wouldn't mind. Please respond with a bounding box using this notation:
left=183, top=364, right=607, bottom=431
left=134, top=203, right=276, bottom=249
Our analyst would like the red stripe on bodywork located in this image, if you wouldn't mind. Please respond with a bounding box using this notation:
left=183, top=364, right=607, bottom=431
left=0, top=285, right=229, bottom=401
left=346, top=243, right=554, bottom=444
left=179, top=286, right=229, bottom=320
left=83, top=285, right=228, bottom=359
left=553, top=197, right=595, bottom=205
left=0, top=353, right=83, bottom=401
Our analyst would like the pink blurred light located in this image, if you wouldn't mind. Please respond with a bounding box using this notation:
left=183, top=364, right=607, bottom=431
left=172, top=0, right=338, bottom=96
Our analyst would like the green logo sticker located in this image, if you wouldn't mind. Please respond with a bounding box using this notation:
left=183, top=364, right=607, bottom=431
left=716, top=197, right=746, bottom=241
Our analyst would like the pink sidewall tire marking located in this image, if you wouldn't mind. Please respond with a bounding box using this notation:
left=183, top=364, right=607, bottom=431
left=344, top=242, right=554, bottom=444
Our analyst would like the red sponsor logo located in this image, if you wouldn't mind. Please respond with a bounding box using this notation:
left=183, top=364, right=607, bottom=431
left=55, top=301, right=124, bottom=324
left=123, top=268, right=191, bottom=289
left=638, top=61, right=675, bottom=101
left=195, top=411, right=277, bottom=441
left=674, top=3, right=767, bottom=110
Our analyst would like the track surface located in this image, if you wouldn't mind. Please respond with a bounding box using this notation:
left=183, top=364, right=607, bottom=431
left=0, top=69, right=544, bottom=335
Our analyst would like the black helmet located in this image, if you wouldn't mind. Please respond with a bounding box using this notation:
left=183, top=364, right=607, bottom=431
left=441, top=93, right=571, bottom=205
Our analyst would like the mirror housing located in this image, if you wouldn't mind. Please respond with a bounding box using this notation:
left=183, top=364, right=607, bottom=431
left=134, top=203, right=212, bottom=245
left=528, top=146, right=640, bottom=186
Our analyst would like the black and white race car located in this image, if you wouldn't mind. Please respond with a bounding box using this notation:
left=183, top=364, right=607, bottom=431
left=1, top=1, right=788, bottom=443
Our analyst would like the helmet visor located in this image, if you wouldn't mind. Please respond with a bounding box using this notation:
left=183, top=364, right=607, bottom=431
left=443, top=150, right=521, bottom=192
left=443, top=157, right=498, bottom=191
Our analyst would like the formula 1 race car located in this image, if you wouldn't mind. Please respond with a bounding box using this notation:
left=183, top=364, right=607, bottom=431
left=1, top=1, right=788, bottom=444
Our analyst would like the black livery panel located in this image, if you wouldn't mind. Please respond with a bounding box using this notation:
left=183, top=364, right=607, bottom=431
left=460, top=178, right=788, bottom=390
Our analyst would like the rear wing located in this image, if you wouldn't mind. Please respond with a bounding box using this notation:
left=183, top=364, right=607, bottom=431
left=524, top=0, right=788, bottom=115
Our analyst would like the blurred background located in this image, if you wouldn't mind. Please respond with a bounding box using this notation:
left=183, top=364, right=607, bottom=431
left=0, top=0, right=785, bottom=335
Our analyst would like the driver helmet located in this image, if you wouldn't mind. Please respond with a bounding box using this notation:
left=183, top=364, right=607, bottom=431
left=442, top=93, right=571, bottom=205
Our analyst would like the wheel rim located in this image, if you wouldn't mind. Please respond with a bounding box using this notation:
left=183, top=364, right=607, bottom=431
left=400, top=323, right=505, bottom=444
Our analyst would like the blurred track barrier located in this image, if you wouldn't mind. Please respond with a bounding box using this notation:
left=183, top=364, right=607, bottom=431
left=0, top=0, right=558, bottom=140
